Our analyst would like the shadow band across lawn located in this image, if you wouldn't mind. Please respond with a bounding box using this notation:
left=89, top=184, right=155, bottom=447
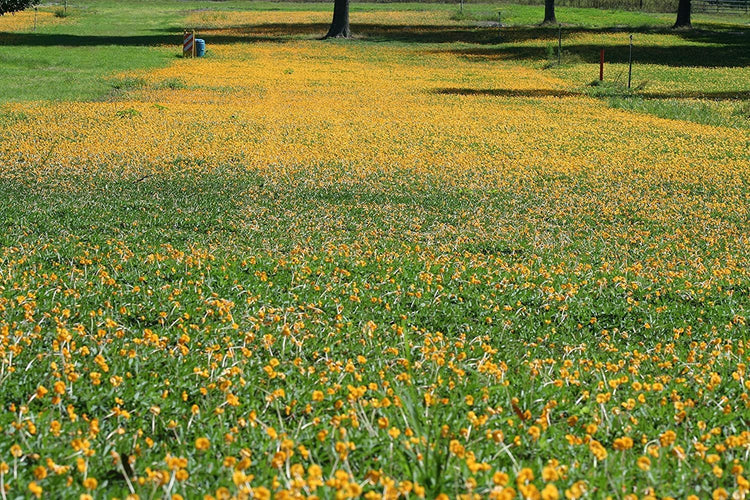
left=0, top=23, right=503, bottom=45
left=1, top=23, right=748, bottom=67
left=446, top=43, right=750, bottom=67
left=433, top=88, right=750, bottom=99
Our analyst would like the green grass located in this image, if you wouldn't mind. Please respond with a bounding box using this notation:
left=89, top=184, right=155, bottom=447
left=608, top=96, right=750, bottom=128
left=578, top=80, right=750, bottom=129
left=0, top=3, right=179, bottom=101
left=1, top=161, right=748, bottom=497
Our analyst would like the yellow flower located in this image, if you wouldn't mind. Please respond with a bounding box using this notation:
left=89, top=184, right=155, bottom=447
left=613, top=437, right=633, bottom=451
left=82, top=477, right=98, bottom=490
left=28, top=481, right=43, bottom=498
left=516, top=467, right=534, bottom=485
left=33, top=466, right=47, bottom=479
left=637, top=456, right=651, bottom=471
left=542, top=465, right=559, bottom=482
left=712, top=488, right=729, bottom=500
left=492, top=471, right=509, bottom=486
left=528, top=426, right=541, bottom=440
left=541, top=483, right=559, bottom=500
left=659, top=430, right=677, bottom=447
left=195, top=437, right=211, bottom=451
left=588, top=440, right=607, bottom=460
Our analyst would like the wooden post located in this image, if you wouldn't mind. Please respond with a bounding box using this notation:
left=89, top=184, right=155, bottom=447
left=599, top=48, right=604, bottom=81
left=558, top=24, right=562, bottom=65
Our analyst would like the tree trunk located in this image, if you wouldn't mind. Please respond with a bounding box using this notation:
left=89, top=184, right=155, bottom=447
left=325, top=0, right=350, bottom=38
left=673, top=0, right=691, bottom=28
left=543, top=0, right=557, bottom=24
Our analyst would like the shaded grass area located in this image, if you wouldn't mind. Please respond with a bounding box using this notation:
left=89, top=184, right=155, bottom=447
left=3, top=165, right=747, bottom=347
left=446, top=28, right=750, bottom=67
left=434, top=87, right=750, bottom=99
left=1, top=164, right=743, bottom=280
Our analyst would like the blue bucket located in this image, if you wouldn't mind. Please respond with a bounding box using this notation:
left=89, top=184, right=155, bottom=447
left=195, top=39, right=206, bottom=57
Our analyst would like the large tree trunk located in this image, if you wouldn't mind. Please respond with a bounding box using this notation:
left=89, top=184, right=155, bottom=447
left=543, top=0, right=557, bottom=24
left=325, top=0, right=350, bottom=38
left=673, top=0, right=691, bottom=28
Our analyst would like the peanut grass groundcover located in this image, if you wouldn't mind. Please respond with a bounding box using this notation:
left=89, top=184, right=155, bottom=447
left=1, top=3, right=749, bottom=499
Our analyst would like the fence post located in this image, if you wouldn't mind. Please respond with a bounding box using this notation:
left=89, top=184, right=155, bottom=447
left=599, top=48, right=604, bottom=81
left=627, top=34, right=633, bottom=89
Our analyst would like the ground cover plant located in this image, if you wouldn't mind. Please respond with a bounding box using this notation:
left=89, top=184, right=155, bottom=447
left=1, top=1, right=749, bottom=498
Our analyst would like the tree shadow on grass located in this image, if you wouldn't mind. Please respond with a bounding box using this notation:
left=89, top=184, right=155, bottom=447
left=0, top=31, right=282, bottom=46
left=448, top=43, right=749, bottom=67
left=1, top=23, right=747, bottom=67
left=434, top=88, right=579, bottom=98
left=433, top=87, right=750, bottom=99
left=0, top=23, right=505, bottom=46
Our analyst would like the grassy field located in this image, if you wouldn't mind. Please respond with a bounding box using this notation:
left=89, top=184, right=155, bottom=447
left=1, top=1, right=749, bottom=499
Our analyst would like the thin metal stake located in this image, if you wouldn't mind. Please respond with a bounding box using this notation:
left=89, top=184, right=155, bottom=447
left=558, top=24, right=562, bottom=65
left=627, top=34, right=633, bottom=89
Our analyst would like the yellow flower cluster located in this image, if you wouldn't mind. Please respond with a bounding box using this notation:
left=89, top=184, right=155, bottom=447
left=0, top=9, right=64, bottom=32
